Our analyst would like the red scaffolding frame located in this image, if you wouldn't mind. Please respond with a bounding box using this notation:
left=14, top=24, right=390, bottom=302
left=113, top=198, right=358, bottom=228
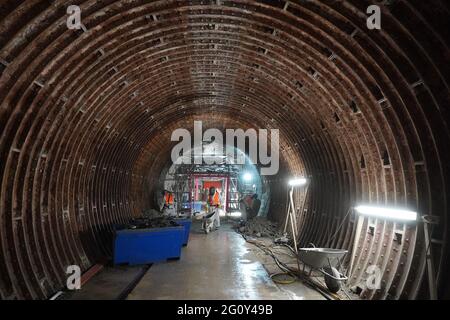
left=188, top=173, right=232, bottom=215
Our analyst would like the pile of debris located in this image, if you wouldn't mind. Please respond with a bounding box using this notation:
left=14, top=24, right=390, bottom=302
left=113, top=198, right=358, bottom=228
left=237, top=217, right=282, bottom=238
left=142, top=208, right=163, bottom=219
left=125, top=216, right=179, bottom=230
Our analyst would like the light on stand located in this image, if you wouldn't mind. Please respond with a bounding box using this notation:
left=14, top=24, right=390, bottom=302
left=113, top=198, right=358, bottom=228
left=285, top=177, right=308, bottom=254
left=354, top=205, right=417, bottom=221
left=350, top=205, right=436, bottom=298
left=288, top=178, right=307, bottom=187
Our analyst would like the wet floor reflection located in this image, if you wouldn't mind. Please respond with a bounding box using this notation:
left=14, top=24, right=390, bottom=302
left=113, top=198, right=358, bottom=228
left=128, top=223, right=321, bottom=300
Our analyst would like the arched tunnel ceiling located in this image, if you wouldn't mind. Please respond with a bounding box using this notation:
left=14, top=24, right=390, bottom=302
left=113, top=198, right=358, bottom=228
left=0, top=0, right=449, bottom=300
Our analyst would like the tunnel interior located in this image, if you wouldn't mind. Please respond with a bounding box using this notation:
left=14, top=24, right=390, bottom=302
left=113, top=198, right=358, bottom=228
left=0, top=0, right=449, bottom=300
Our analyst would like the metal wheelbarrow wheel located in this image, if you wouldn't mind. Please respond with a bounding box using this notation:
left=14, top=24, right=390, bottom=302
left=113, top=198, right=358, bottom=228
left=323, top=267, right=342, bottom=293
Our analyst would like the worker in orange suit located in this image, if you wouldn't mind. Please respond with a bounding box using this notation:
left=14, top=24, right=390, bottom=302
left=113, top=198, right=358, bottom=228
left=207, top=187, right=221, bottom=228
left=164, top=190, right=174, bottom=208
left=161, top=190, right=176, bottom=217
left=209, top=189, right=220, bottom=206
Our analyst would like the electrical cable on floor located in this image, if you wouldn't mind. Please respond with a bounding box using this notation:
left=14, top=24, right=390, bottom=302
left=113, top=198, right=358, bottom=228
left=240, top=232, right=343, bottom=300
left=271, top=273, right=296, bottom=284
left=340, top=285, right=353, bottom=300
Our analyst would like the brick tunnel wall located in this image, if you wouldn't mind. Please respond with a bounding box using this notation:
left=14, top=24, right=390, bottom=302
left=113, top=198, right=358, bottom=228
left=0, top=0, right=449, bottom=299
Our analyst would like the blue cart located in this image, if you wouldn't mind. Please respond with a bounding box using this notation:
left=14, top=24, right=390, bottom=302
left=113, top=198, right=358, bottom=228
left=113, top=225, right=184, bottom=265
left=174, top=218, right=192, bottom=246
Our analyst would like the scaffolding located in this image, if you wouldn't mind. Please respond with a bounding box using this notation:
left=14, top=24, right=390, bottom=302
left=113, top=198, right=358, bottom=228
left=165, top=157, right=244, bottom=215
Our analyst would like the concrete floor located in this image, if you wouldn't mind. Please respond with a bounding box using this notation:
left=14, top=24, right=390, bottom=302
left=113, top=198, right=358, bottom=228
left=128, top=222, right=324, bottom=300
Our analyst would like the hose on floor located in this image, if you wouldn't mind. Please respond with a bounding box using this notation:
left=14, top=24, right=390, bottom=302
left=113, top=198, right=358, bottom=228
left=270, top=272, right=296, bottom=284
left=240, top=233, right=343, bottom=300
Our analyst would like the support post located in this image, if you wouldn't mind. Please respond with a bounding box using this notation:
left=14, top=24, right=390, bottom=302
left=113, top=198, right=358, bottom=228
left=283, top=188, right=291, bottom=234
left=283, top=186, right=298, bottom=253
left=422, top=215, right=439, bottom=300
left=348, top=213, right=363, bottom=279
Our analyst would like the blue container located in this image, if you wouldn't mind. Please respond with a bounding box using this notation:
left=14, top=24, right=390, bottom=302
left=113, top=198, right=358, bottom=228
left=174, top=218, right=192, bottom=246
left=113, top=226, right=184, bottom=265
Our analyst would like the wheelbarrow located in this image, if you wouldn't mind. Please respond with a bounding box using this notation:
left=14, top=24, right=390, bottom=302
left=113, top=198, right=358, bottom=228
left=298, top=245, right=348, bottom=293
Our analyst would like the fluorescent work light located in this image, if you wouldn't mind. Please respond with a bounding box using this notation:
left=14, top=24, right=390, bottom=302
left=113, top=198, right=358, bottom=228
left=288, top=178, right=307, bottom=187
left=355, top=205, right=417, bottom=221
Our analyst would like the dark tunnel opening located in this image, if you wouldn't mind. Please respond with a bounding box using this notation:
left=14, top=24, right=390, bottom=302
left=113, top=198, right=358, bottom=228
left=0, top=0, right=449, bottom=300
